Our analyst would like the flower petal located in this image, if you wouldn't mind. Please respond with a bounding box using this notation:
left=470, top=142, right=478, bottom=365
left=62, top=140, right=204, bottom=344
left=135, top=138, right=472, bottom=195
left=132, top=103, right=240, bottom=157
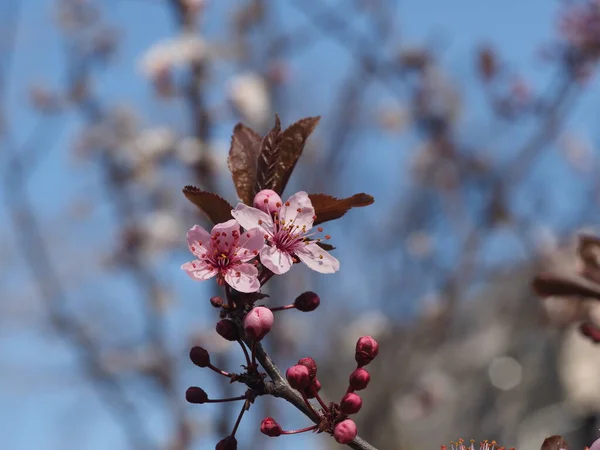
left=187, top=225, right=212, bottom=257
left=295, top=243, right=339, bottom=274
left=260, top=245, right=294, bottom=275
left=181, top=260, right=218, bottom=280
left=231, top=204, right=274, bottom=235
left=211, top=219, right=239, bottom=237
left=236, top=228, right=265, bottom=262
left=224, top=263, right=260, bottom=293
left=279, top=191, right=315, bottom=230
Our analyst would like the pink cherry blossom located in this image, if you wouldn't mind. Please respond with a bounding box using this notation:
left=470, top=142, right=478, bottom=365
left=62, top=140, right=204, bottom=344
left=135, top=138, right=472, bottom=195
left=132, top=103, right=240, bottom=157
left=231, top=191, right=339, bottom=275
left=181, top=219, right=264, bottom=292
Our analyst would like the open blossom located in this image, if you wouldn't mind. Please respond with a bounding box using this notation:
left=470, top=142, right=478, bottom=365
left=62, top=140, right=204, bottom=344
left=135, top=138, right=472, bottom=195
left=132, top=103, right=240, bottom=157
left=181, top=220, right=264, bottom=292
left=231, top=191, right=339, bottom=275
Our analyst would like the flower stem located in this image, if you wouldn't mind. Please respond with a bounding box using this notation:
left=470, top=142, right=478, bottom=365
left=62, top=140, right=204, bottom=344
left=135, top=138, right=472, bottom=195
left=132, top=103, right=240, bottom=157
left=251, top=340, right=257, bottom=368
left=270, top=304, right=296, bottom=312
left=207, top=364, right=231, bottom=378
left=301, top=392, right=320, bottom=419
left=207, top=395, right=246, bottom=403
left=281, top=425, right=318, bottom=435
left=238, top=339, right=251, bottom=367
left=315, top=392, right=329, bottom=412
left=230, top=400, right=248, bottom=437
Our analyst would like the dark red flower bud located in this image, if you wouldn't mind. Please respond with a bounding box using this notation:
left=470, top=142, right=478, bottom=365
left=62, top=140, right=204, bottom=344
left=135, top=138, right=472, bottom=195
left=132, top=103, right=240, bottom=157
left=215, top=435, right=237, bottom=450
left=305, top=378, right=321, bottom=399
left=244, top=306, right=274, bottom=341
left=349, top=368, right=370, bottom=391
left=355, top=336, right=379, bottom=367
left=286, top=364, right=311, bottom=390
left=580, top=322, right=600, bottom=343
left=340, top=392, right=362, bottom=414
left=210, top=296, right=224, bottom=308
left=189, top=346, right=210, bottom=367
left=185, top=386, right=208, bottom=404
left=216, top=319, right=239, bottom=341
left=297, top=357, right=317, bottom=379
left=294, top=291, right=320, bottom=312
left=333, top=419, right=357, bottom=444
left=260, top=417, right=282, bottom=437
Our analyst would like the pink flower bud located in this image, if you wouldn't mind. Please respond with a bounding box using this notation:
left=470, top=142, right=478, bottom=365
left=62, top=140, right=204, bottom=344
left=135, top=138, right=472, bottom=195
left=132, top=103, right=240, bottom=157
left=355, top=336, right=379, bottom=367
left=590, top=438, right=600, bottom=450
left=349, top=368, right=370, bottom=391
left=253, top=189, right=282, bottom=214
left=297, top=357, right=317, bottom=379
left=340, top=392, right=362, bottom=414
left=294, top=291, right=320, bottom=312
left=189, top=346, right=210, bottom=367
left=210, top=296, right=224, bottom=308
left=333, top=419, right=357, bottom=444
left=215, top=435, right=237, bottom=450
left=286, top=364, right=311, bottom=390
left=305, top=378, right=322, bottom=399
left=216, top=319, right=239, bottom=341
left=185, top=386, right=208, bottom=404
left=244, top=307, right=274, bottom=341
left=260, top=417, right=282, bottom=437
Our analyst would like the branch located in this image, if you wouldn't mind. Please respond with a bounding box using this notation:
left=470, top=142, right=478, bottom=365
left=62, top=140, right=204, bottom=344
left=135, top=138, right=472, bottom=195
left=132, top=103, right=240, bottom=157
left=251, top=340, right=379, bottom=450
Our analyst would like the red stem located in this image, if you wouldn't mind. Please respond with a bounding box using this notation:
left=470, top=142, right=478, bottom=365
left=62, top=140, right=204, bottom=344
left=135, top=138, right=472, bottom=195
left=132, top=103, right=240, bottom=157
left=207, top=363, right=232, bottom=378
left=270, top=304, right=296, bottom=312
left=238, top=339, right=251, bottom=367
left=281, top=425, right=318, bottom=435
left=315, top=392, right=329, bottom=412
left=231, top=400, right=248, bottom=437
left=300, top=392, right=320, bottom=419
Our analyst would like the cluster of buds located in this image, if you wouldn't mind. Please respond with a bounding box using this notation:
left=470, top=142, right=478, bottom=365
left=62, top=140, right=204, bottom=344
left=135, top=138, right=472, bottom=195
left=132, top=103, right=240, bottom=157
left=260, top=336, right=379, bottom=445
left=185, top=291, right=324, bottom=448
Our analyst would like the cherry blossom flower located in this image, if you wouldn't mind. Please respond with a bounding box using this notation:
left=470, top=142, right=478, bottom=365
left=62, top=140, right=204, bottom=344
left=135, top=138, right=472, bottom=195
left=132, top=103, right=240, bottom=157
left=231, top=191, right=339, bottom=275
left=181, top=219, right=264, bottom=292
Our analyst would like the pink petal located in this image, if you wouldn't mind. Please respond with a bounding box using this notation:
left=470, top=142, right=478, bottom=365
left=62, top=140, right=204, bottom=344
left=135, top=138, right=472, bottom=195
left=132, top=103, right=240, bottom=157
left=187, top=225, right=212, bottom=257
left=260, top=245, right=293, bottom=275
left=224, top=263, right=260, bottom=293
left=236, top=228, right=266, bottom=262
left=295, top=243, right=339, bottom=274
left=181, top=260, right=218, bottom=280
left=231, top=203, right=274, bottom=235
left=280, top=191, right=315, bottom=230
left=211, top=219, right=239, bottom=237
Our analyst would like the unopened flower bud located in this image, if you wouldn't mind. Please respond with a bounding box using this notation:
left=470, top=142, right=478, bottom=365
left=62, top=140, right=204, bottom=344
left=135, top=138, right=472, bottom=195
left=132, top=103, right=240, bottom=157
left=260, top=417, right=282, bottom=437
left=355, top=336, right=379, bottom=367
left=340, top=392, right=362, bottom=414
left=216, top=319, right=239, bottom=341
left=294, top=291, right=320, bottom=312
left=185, top=386, right=208, bottom=404
left=244, top=306, right=274, bottom=341
left=215, top=435, right=237, bottom=450
left=349, top=368, right=370, bottom=391
left=305, top=378, right=321, bottom=399
left=189, top=346, right=210, bottom=367
left=286, top=364, right=311, bottom=390
left=333, top=419, right=357, bottom=444
left=297, top=357, right=317, bottom=379
left=210, top=296, right=224, bottom=308
left=253, top=189, right=282, bottom=214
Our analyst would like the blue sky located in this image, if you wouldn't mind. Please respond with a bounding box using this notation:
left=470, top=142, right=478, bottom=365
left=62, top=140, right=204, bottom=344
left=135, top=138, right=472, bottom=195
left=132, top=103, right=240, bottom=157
left=1, top=1, right=598, bottom=449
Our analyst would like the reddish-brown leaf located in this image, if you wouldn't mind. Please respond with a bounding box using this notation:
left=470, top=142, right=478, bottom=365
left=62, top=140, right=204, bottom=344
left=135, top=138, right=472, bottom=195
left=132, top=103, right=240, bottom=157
left=540, top=435, right=570, bottom=450
left=532, top=272, right=600, bottom=300
left=272, top=116, right=320, bottom=195
left=227, top=123, right=262, bottom=205
left=309, top=193, right=375, bottom=225
left=254, top=115, right=282, bottom=195
left=182, top=186, right=233, bottom=225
